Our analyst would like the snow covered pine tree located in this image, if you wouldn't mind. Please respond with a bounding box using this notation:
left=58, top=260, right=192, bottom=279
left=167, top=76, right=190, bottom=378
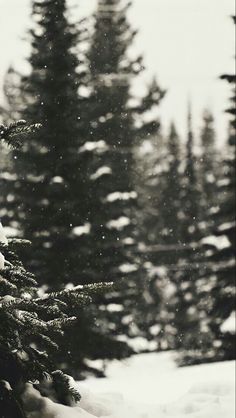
left=0, top=121, right=110, bottom=417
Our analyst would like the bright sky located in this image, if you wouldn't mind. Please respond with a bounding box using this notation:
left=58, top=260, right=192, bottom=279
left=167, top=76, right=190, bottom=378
left=0, top=0, right=235, bottom=142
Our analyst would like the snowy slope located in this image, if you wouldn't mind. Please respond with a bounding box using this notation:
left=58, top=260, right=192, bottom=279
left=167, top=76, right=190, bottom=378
left=79, top=352, right=235, bottom=418
left=24, top=352, right=235, bottom=418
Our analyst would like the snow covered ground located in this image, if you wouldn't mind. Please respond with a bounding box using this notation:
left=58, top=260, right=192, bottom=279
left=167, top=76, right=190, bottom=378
left=78, top=352, right=235, bottom=418
left=25, top=352, right=235, bottom=418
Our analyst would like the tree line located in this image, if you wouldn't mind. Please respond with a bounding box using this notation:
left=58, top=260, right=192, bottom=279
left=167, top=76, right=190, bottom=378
left=0, top=0, right=235, bottom=386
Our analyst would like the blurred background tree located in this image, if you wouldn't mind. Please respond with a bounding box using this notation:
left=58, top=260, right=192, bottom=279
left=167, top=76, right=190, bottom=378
left=0, top=1, right=235, bottom=380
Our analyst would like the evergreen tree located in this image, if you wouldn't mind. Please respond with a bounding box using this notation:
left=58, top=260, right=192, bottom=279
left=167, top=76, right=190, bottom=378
left=199, top=110, right=218, bottom=212
left=153, top=123, right=185, bottom=350
left=139, top=112, right=203, bottom=356
left=72, top=0, right=165, bottom=342
left=0, top=120, right=108, bottom=416
left=136, top=124, right=182, bottom=250
left=133, top=124, right=184, bottom=350
left=3, top=0, right=164, bottom=368
left=170, top=107, right=204, bottom=363
left=2, top=0, right=132, bottom=372
left=82, top=0, right=164, bottom=284
left=3, top=0, right=91, bottom=289
left=160, top=123, right=183, bottom=245
left=196, top=17, right=236, bottom=362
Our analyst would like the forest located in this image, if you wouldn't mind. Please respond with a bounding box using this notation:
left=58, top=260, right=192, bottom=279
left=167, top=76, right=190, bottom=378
left=0, top=1, right=235, bottom=417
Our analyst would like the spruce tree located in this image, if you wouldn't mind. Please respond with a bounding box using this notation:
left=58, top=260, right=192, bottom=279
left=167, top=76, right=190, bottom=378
left=0, top=120, right=108, bottom=416
left=82, top=0, right=164, bottom=284
left=170, top=107, right=204, bottom=363
left=139, top=113, right=203, bottom=355
left=47, top=0, right=165, bottom=367
left=199, top=110, right=218, bottom=212
left=196, top=17, right=236, bottom=362
left=3, top=0, right=164, bottom=366
left=3, top=0, right=91, bottom=288
left=2, top=0, right=134, bottom=375
left=133, top=124, right=184, bottom=350
left=160, top=123, right=183, bottom=245
left=73, top=0, right=165, bottom=342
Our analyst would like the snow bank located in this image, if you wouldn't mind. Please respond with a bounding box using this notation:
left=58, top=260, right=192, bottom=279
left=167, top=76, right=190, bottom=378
left=83, top=352, right=235, bottom=418
left=22, top=353, right=235, bottom=418
left=22, top=383, right=96, bottom=418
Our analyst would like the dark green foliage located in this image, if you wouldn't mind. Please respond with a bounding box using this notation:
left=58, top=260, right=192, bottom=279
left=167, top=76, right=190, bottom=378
left=171, top=108, right=208, bottom=364
left=134, top=125, right=183, bottom=349
left=82, top=0, right=164, bottom=284
left=3, top=0, right=158, bottom=375
left=135, top=110, right=207, bottom=357
left=161, top=123, right=183, bottom=245
left=78, top=0, right=164, bottom=345
left=0, top=120, right=42, bottom=149
left=178, top=17, right=236, bottom=365
left=199, top=110, right=218, bottom=214
left=0, top=121, right=119, bottom=416
left=3, top=0, right=90, bottom=289
left=0, top=122, right=84, bottom=414
left=194, top=21, right=236, bottom=362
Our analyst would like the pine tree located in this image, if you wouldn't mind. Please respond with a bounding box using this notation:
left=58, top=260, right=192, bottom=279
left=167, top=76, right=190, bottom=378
left=199, top=110, right=218, bottom=211
left=3, top=0, right=164, bottom=367
left=82, top=0, right=164, bottom=284
left=153, top=123, right=185, bottom=350
left=133, top=124, right=184, bottom=350
left=170, top=106, right=204, bottom=363
left=3, top=0, right=143, bottom=374
left=139, top=112, right=203, bottom=356
left=196, top=17, right=236, bottom=362
left=136, top=124, right=182, bottom=250
left=0, top=121, right=109, bottom=416
left=3, top=0, right=91, bottom=289
left=72, top=0, right=165, bottom=343
left=161, top=123, right=183, bottom=245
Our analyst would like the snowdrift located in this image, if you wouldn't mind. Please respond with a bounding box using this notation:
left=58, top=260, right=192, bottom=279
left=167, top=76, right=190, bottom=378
left=24, top=352, right=235, bottom=418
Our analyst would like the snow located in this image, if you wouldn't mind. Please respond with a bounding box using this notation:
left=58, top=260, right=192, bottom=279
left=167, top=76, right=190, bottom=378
left=0, top=172, right=17, bottom=180
left=72, top=223, right=91, bottom=236
left=122, top=237, right=135, bottom=245
left=79, top=140, right=108, bottom=153
left=105, top=191, right=137, bottom=202
left=119, top=263, right=138, bottom=273
left=117, top=335, right=158, bottom=352
left=3, top=225, right=20, bottom=237
left=22, top=352, right=235, bottom=418
left=90, top=166, right=112, bottom=180
left=22, top=384, right=95, bottom=418
left=82, top=352, right=235, bottom=418
left=201, top=235, right=231, bottom=250
left=218, top=222, right=236, bottom=233
left=107, top=216, right=130, bottom=230
left=51, top=176, right=64, bottom=184
left=220, top=311, right=236, bottom=334
left=106, top=303, right=124, bottom=312
left=0, top=221, right=8, bottom=244
left=0, top=251, right=5, bottom=270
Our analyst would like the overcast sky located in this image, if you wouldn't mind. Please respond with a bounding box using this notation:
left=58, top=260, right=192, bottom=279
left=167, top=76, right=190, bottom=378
left=0, top=0, right=235, bottom=142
